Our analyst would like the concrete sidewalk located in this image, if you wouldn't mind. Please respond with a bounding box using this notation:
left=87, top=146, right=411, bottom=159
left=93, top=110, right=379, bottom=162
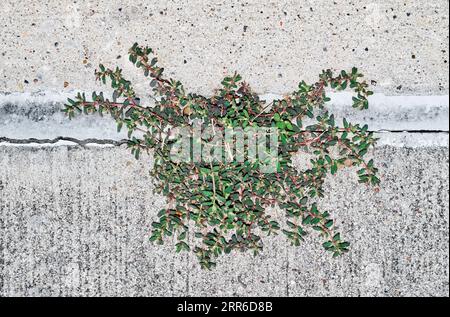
left=1, top=1, right=449, bottom=96
left=0, top=0, right=449, bottom=297
left=0, top=142, right=448, bottom=297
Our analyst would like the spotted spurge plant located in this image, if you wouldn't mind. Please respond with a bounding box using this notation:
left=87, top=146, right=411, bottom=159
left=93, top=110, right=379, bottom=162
left=64, top=43, right=380, bottom=269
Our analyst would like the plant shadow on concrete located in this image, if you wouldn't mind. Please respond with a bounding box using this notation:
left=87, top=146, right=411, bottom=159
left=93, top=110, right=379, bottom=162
left=64, top=43, right=380, bottom=269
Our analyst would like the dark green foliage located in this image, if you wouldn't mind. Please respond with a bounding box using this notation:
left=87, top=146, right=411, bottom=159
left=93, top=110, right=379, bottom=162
left=63, top=43, right=380, bottom=269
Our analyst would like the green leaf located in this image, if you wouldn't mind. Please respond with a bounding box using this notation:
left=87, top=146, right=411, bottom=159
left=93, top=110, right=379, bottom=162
left=134, top=148, right=140, bottom=160
left=202, top=191, right=214, bottom=197
left=331, top=163, right=338, bottom=175
left=276, top=121, right=286, bottom=130
left=285, top=121, right=294, bottom=131
left=176, top=241, right=190, bottom=252
left=333, top=233, right=341, bottom=241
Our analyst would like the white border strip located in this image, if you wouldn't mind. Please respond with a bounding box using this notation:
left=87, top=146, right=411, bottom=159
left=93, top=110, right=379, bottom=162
left=0, top=92, right=448, bottom=147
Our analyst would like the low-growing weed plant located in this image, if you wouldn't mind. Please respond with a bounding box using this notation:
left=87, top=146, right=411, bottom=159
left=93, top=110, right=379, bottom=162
left=64, top=43, right=380, bottom=269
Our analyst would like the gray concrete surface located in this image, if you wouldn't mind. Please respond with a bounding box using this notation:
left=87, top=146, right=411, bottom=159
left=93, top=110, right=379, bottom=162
left=0, top=0, right=448, bottom=96
left=0, top=143, right=448, bottom=297
left=0, top=0, right=449, bottom=298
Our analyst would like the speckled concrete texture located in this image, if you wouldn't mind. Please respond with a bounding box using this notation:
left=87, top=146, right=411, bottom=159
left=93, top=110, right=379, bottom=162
left=0, top=0, right=449, bottom=298
left=0, top=0, right=448, bottom=96
left=0, top=144, right=448, bottom=297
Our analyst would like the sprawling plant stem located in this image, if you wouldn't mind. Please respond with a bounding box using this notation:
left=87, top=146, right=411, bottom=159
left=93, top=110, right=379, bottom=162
left=64, top=43, right=380, bottom=269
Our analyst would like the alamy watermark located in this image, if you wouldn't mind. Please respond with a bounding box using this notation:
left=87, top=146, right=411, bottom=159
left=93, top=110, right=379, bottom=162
left=169, top=120, right=279, bottom=173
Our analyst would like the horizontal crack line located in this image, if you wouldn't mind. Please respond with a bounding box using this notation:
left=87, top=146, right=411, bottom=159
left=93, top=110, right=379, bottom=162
left=0, top=130, right=448, bottom=146
left=0, top=136, right=128, bottom=146
left=377, top=130, right=449, bottom=133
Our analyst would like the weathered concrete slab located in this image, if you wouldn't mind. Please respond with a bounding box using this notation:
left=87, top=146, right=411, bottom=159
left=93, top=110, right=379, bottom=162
left=0, top=92, right=448, bottom=141
left=0, top=141, right=448, bottom=297
left=0, top=0, right=448, bottom=298
left=0, top=0, right=448, bottom=96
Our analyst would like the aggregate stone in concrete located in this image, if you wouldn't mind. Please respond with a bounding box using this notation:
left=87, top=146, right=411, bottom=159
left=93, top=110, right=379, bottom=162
left=0, top=143, right=448, bottom=296
left=0, top=0, right=448, bottom=96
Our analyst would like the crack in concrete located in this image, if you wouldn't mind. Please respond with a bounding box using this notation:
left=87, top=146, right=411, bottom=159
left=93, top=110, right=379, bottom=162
left=0, top=136, right=128, bottom=146
left=0, top=130, right=448, bottom=146
left=378, top=130, right=449, bottom=133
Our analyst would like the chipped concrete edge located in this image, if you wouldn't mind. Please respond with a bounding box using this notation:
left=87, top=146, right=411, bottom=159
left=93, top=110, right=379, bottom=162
left=0, top=91, right=448, bottom=148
